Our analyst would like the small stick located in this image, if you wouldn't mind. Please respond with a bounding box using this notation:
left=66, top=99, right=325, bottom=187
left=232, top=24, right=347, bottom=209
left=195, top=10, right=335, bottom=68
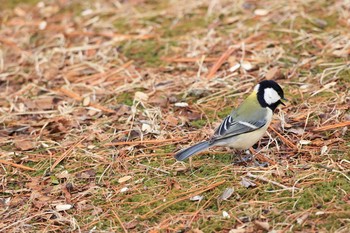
left=249, top=148, right=276, bottom=165
left=50, top=137, right=86, bottom=172
left=162, top=56, right=219, bottom=63
left=268, top=126, right=297, bottom=150
left=247, top=172, right=299, bottom=191
left=111, top=210, right=128, bottom=233
left=126, top=153, right=173, bottom=160
left=0, top=159, right=36, bottom=171
left=59, top=88, right=83, bottom=101
left=313, top=121, right=350, bottom=131
left=58, top=88, right=115, bottom=113
left=207, top=47, right=236, bottom=79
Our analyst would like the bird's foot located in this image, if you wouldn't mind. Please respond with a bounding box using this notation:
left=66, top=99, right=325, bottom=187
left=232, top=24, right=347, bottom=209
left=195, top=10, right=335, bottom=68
left=232, top=151, right=253, bottom=166
left=232, top=150, right=270, bottom=167
left=252, top=159, right=269, bottom=167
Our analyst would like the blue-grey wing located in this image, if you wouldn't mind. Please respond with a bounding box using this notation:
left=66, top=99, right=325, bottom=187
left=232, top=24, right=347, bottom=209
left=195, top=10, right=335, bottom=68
left=212, top=115, right=267, bottom=141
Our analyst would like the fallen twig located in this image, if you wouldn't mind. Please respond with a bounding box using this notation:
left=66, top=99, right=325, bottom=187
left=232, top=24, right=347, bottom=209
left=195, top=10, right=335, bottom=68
left=247, top=172, right=299, bottom=192
left=50, top=137, right=86, bottom=172
left=269, top=126, right=297, bottom=150
left=313, top=121, right=350, bottom=131
left=207, top=47, right=236, bottom=79
left=111, top=210, right=128, bottom=233
left=0, top=159, right=36, bottom=171
left=162, top=56, right=219, bottom=63
left=249, top=148, right=276, bottom=165
left=58, top=88, right=115, bottom=113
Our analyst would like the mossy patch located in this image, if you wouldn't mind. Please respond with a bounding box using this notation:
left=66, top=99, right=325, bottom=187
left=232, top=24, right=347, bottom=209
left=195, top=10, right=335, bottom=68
left=116, top=92, right=134, bottom=106
left=120, top=40, right=164, bottom=66
left=0, top=0, right=40, bottom=9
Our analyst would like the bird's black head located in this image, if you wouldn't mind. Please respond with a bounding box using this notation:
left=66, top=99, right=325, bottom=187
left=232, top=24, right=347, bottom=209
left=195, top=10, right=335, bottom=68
left=255, top=80, right=286, bottom=111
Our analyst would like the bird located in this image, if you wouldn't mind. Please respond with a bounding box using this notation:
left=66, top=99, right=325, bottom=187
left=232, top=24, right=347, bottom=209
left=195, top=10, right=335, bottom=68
left=174, top=80, right=286, bottom=161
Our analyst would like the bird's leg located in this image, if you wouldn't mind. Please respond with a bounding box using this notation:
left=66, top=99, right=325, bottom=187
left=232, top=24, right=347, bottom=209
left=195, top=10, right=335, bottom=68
left=232, top=150, right=253, bottom=165
left=249, top=148, right=269, bottom=167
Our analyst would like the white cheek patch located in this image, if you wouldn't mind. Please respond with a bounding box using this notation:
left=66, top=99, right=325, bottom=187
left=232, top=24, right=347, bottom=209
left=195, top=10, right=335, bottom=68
left=264, top=88, right=280, bottom=105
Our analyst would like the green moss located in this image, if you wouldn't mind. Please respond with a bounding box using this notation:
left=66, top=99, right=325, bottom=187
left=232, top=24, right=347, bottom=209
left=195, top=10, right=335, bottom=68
left=116, top=92, right=134, bottom=106
left=294, top=177, right=350, bottom=210
left=160, top=144, right=176, bottom=153
left=217, top=105, right=234, bottom=119
left=121, top=40, right=164, bottom=66
left=162, top=16, right=209, bottom=38
left=0, top=0, right=40, bottom=9
left=191, top=119, right=207, bottom=128
left=113, top=18, right=130, bottom=33
left=196, top=217, right=233, bottom=232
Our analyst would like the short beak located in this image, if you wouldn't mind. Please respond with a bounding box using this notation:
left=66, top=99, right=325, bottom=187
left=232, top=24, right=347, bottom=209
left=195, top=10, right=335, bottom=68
left=280, top=97, right=287, bottom=106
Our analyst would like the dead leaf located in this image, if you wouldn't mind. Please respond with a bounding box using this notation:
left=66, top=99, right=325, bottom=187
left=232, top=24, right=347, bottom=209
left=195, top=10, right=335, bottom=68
left=125, top=220, right=139, bottom=229
left=241, top=61, right=253, bottom=71
left=254, top=9, right=269, bottom=16
left=229, top=63, right=240, bottom=72
left=76, top=169, right=96, bottom=179
left=190, top=195, right=204, bottom=201
left=115, top=104, right=131, bottom=116
left=218, top=187, right=234, bottom=201
left=297, top=213, right=309, bottom=225
left=240, top=177, right=256, bottom=188
left=32, top=199, right=47, bottom=210
left=120, top=187, right=129, bottom=193
left=15, top=139, right=36, bottom=151
left=222, top=210, right=230, bottom=219
left=56, top=204, right=73, bottom=211
left=61, top=184, right=72, bottom=203
left=57, top=170, right=70, bottom=179
left=254, top=220, right=270, bottom=230
left=134, top=91, right=148, bottom=102
left=228, top=228, right=246, bottom=233
left=118, top=176, right=132, bottom=183
left=83, top=96, right=90, bottom=106
left=164, top=115, right=178, bottom=126
left=91, top=206, right=103, bottom=215
left=174, top=102, right=189, bottom=107
left=24, top=97, right=59, bottom=110
left=265, top=67, right=279, bottom=80
left=148, top=95, right=168, bottom=107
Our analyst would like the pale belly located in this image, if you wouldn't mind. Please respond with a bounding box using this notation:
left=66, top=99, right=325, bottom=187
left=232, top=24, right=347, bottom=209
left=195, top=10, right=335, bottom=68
left=214, top=124, right=269, bottom=149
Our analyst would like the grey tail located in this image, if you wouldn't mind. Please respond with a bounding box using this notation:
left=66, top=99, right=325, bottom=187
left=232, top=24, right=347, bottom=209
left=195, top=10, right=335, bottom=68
left=174, top=141, right=210, bottom=161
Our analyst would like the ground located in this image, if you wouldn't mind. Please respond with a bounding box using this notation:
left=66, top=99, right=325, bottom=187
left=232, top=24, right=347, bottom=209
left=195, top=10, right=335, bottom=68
left=0, top=0, right=350, bottom=232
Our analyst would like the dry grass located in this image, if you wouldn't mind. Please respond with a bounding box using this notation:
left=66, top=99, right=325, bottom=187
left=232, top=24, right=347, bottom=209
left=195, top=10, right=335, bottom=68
left=0, top=0, right=349, bottom=232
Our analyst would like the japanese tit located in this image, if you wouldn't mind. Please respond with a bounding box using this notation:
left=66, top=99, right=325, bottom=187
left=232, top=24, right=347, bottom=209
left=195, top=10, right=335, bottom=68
left=174, top=80, right=286, bottom=161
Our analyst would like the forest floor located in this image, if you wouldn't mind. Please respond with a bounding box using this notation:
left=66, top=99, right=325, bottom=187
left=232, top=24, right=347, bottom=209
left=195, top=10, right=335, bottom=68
left=0, top=0, right=350, bottom=232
